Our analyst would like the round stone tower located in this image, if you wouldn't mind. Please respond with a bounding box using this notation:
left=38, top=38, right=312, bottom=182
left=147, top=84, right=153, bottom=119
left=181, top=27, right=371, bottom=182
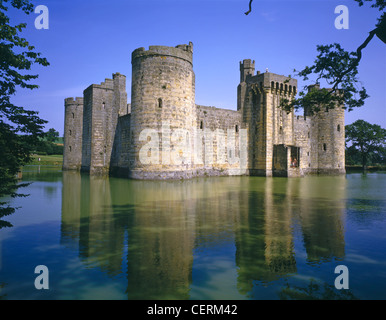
left=314, top=106, right=345, bottom=174
left=305, top=85, right=345, bottom=174
left=63, top=97, right=84, bottom=170
left=129, top=42, right=196, bottom=179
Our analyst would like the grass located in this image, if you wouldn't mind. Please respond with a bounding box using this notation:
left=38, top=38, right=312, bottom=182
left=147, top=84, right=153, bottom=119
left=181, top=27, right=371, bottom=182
left=346, top=164, right=386, bottom=172
left=30, top=154, right=63, bottom=166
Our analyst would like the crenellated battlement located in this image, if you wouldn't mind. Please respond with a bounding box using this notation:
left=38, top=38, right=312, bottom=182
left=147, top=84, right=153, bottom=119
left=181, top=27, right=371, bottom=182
left=132, top=42, right=193, bottom=65
left=63, top=42, right=345, bottom=179
left=247, top=72, right=297, bottom=96
left=113, top=72, right=126, bottom=79
left=240, top=59, right=255, bottom=82
left=65, top=97, right=84, bottom=106
left=83, top=73, right=126, bottom=93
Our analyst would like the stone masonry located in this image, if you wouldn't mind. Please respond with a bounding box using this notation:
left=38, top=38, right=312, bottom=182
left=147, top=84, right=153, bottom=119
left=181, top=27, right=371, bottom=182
left=63, top=42, right=345, bottom=179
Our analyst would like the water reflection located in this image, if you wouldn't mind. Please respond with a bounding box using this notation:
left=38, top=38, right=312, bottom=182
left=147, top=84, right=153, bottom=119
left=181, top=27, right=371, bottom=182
left=61, top=172, right=347, bottom=299
left=297, top=177, right=346, bottom=264
left=235, top=178, right=297, bottom=295
left=279, top=279, right=357, bottom=300
left=0, top=282, right=6, bottom=300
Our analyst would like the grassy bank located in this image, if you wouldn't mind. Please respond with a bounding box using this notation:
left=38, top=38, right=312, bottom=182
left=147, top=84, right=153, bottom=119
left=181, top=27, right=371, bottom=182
left=346, top=165, right=386, bottom=172
left=26, top=155, right=386, bottom=171
left=30, top=154, right=63, bottom=166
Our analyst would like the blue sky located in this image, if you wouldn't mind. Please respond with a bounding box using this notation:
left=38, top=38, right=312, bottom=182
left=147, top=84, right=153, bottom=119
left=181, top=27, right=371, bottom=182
left=8, top=0, right=386, bottom=135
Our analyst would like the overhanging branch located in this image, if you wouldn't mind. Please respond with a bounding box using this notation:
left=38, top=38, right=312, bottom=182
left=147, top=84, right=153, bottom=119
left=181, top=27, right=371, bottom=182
left=245, top=0, right=253, bottom=15
left=331, top=28, right=377, bottom=92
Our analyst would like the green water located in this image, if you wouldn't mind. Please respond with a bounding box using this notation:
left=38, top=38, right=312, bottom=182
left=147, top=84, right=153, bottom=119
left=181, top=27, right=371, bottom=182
left=0, top=166, right=385, bottom=300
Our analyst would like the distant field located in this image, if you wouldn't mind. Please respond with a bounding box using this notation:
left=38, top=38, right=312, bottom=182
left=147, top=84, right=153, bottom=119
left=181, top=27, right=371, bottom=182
left=30, top=154, right=63, bottom=165
left=55, top=137, right=64, bottom=144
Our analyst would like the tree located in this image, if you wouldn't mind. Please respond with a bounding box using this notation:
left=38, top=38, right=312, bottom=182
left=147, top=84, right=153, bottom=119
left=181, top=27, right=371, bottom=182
left=345, top=120, right=386, bottom=171
left=45, top=128, right=59, bottom=143
left=245, top=0, right=385, bottom=115
left=0, top=0, right=49, bottom=228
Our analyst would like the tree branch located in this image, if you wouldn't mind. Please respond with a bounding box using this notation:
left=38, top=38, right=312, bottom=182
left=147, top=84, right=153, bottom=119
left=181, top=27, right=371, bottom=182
left=332, top=28, right=377, bottom=91
left=245, top=0, right=253, bottom=15
left=314, top=27, right=377, bottom=103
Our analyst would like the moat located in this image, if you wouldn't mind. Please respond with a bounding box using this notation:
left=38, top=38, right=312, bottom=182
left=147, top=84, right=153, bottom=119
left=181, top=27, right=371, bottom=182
left=1, top=166, right=385, bottom=300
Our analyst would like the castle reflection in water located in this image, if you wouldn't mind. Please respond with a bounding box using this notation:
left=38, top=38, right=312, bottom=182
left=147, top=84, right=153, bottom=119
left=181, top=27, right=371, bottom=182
left=61, top=172, right=346, bottom=299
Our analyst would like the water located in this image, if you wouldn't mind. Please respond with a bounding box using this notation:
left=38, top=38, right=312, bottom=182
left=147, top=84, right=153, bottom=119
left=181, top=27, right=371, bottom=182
left=1, top=166, right=386, bottom=300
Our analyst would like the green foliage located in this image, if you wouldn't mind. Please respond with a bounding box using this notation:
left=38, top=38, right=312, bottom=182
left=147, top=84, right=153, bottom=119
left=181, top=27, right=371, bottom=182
left=35, top=140, right=63, bottom=155
left=30, top=154, right=63, bottom=165
left=354, top=0, right=386, bottom=11
left=280, top=43, right=369, bottom=114
left=346, top=142, right=386, bottom=166
left=0, top=0, right=49, bottom=98
left=0, top=0, right=49, bottom=228
left=36, top=128, right=63, bottom=155
left=345, top=120, right=386, bottom=170
left=279, top=0, right=384, bottom=114
left=45, top=128, right=59, bottom=143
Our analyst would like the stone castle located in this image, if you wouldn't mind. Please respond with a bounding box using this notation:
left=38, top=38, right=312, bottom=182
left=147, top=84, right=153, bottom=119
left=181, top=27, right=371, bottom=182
left=63, top=42, right=345, bottom=179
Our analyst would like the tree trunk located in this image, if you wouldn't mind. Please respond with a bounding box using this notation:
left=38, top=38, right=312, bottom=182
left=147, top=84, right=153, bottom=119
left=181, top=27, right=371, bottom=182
left=362, top=153, right=367, bottom=172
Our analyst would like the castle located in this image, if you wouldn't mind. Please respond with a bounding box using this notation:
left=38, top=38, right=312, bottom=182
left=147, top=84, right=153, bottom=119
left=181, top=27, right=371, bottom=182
left=63, top=42, right=345, bottom=179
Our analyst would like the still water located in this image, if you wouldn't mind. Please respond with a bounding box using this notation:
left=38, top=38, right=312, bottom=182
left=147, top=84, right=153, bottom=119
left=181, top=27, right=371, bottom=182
left=1, top=166, right=386, bottom=300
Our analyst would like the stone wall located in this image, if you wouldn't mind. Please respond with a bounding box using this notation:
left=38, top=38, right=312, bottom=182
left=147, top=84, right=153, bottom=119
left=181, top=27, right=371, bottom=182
left=194, top=105, right=246, bottom=177
left=81, top=80, right=115, bottom=174
left=63, top=43, right=345, bottom=180
left=63, top=97, right=83, bottom=170
left=80, top=86, right=93, bottom=170
left=81, top=73, right=127, bottom=175
left=110, top=114, right=131, bottom=175
left=311, top=107, right=345, bottom=174
left=240, top=71, right=297, bottom=177
left=293, top=115, right=312, bottom=174
left=129, top=43, right=197, bottom=179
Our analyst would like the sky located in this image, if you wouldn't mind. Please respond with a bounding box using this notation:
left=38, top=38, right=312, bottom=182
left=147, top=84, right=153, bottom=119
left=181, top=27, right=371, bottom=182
left=8, top=0, right=386, bottom=136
